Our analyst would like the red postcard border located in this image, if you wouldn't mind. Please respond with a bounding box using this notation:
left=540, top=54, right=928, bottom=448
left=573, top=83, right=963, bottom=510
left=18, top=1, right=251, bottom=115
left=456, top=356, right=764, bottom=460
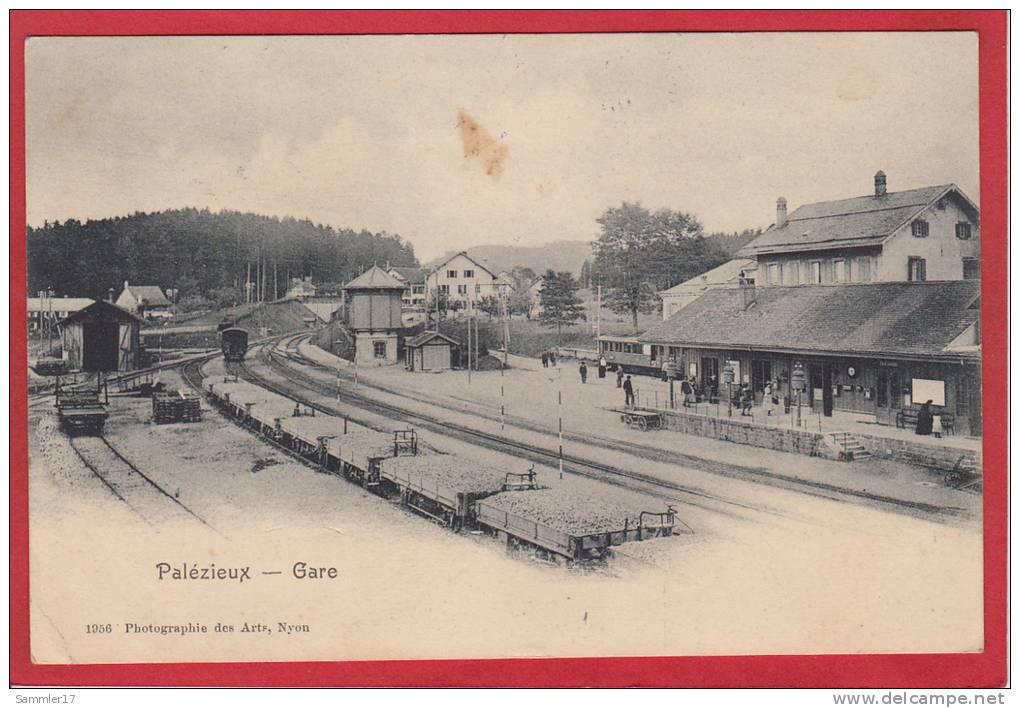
left=8, top=10, right=1008, bottom=688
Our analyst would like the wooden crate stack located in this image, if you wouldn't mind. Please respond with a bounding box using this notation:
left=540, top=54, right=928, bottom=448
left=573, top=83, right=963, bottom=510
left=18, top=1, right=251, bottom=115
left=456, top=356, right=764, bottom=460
left=152, top=390, right=202, bottom=424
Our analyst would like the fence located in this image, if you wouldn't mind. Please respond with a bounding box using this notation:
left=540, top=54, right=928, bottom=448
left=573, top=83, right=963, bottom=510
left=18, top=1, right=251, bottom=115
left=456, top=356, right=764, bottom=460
left=631, top=387, right=826, bottom=432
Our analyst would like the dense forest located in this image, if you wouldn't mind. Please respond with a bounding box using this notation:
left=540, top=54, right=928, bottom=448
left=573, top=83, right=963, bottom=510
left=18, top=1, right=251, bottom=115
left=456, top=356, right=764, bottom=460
left=27, top=208, right=419, bottom=302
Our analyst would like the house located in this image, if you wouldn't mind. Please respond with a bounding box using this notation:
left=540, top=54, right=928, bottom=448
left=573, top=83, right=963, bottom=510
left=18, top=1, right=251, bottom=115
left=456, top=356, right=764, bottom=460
left=115, top=281, right=173, bottom=319
left=285, top=276, right=317, bottom=299
left=741, top=171, right=980, bottom=286
left=659, top=258, right=757, bottom=320
left=638, top=279, right=981, bottom=435
left=405, top=331, right=460, bottom=372
left=57, top=300, right=144, bottom=372
left=387, top=267, right=429, bottom=309
left=342, top=266, right=405, bottom=366
left=27, top=296, right=94, bottom=332
left=425, top=252, right=504, bottom=314
left=527, top=276, right=546, bottom=316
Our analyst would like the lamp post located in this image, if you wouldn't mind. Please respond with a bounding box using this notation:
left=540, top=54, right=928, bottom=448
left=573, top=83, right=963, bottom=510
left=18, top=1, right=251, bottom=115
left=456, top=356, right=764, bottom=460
left=791, top=362, right=806, bottom=429
left=722, top=364, right=735, bottom=418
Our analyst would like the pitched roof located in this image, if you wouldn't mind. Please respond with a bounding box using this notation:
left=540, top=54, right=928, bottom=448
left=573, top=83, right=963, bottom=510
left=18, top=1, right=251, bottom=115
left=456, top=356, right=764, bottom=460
left=741, top=184, right=977, bottom=256
left=344, top=265, right=405, bottom=290
left=125, top=284, right=171, bottom=306
left=406, top=331, right=461, bottom=348
left=57, top=299, right=145, bottom=327
left=431, top=251, right=497, bottom=278
left=27, top=297, right=94, bottom=312
left=661, top=258, right=757, bottom=295
left=388, top=267, right=428, bottom=284
left=639, top=280, right=981, bottom=361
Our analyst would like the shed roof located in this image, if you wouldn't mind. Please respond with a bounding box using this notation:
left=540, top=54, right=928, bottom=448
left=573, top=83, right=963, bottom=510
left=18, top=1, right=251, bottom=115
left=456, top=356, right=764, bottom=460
left=124, top=284, right=171, bottom=307
left=639, top=280, right=981, bottom=361
left=344, top=265, right=406, bottom=290
left=27, top=297, right=94, bottom=312
left=388, top=267, right=428, bottom=285
left=406, top=331, right=461, bottom=348
left=57, top=299, right=145, bottom=327
left=740, top=184, right=978, bottom=256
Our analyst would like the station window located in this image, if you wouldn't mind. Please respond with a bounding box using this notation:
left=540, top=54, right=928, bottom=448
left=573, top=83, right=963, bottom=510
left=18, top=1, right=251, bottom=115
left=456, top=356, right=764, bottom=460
left=854, top=256, right=872, bottom=282
left=475, top=283, right=481, bottom=294
left=439, top=284, right=449, bottom=295
left=963, top=257, right=980, bottom=280
left=767, top=263, right=781, bottom=285
left=810, top=261, right=822, bottom=284
left=955, top=222, right=972, bottom=240
left=908, top=257, right=927, bottom=282
left=457, top=284, right=468, bottom=295
left=911, top=220, right=929, bottom=238
left=464, top=269, right=475, bottom=278
left=373, top=341, right=387, bottom=359
left=447, top=269, right=457, bottom=278
left=783, top=261, right=799, bottom=285
left=832, top=259, right=846, bottom=283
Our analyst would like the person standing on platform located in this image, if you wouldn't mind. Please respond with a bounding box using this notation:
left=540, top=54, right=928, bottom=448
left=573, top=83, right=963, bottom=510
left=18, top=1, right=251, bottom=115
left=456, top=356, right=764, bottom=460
left=579, top=361, right=588, bottom=384
left=598, top=356, right=607, bottom=379
left=541, top=351, right=548, bottom=368
left=616, top=368, right=624, bottom=388
left=915, top=400, right=934, bottom=436
left=623, top=375, right=635, bottom=407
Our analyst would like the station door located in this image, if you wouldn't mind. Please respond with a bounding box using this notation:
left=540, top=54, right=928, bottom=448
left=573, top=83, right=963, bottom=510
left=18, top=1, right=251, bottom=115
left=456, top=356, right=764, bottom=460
left=82, top=320, right=120, bottom=371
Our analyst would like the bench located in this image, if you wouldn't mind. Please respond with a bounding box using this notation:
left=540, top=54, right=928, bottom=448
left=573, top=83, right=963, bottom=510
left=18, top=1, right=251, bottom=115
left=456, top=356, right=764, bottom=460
left=896, top=407, right=955, bottom=436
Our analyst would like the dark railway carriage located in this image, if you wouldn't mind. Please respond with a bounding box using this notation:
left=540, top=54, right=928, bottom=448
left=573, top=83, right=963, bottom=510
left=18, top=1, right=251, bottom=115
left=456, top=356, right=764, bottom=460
left=220, top=327, right=249, bottom=362
left=597, top=335, right=659, bottom=376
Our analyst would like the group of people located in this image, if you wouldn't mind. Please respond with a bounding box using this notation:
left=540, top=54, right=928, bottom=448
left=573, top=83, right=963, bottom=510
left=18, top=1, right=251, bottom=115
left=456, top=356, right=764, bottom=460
left=914, top=399, right=944, bottom=438
left=577, top=356, right=609, bottom=384
left=540, top=351, right=557, bottom=368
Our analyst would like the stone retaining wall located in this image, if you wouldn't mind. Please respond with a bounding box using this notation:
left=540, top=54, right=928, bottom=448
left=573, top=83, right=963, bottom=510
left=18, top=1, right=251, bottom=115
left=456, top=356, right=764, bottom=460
left=854, top=433, right=981, bottom=472
left=652, top=409, right=823, bottom=456
left=651, top=408, right=981, bottom=472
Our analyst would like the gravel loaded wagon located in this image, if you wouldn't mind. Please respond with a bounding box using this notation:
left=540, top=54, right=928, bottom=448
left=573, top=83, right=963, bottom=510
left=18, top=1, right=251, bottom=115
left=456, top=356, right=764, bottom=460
left=475, top=489, right=677, bottom=561
left=380, top=455, right=516, bottom=528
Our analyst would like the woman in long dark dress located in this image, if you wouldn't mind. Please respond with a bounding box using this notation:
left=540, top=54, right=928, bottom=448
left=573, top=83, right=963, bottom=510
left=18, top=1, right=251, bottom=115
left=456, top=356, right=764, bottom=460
left=915, top=400, right=934, bottom=435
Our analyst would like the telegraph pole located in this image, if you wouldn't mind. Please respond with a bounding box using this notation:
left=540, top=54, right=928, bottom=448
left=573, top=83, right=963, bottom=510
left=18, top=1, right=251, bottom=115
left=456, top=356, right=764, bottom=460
left=557, top=366, right=564, bottom=480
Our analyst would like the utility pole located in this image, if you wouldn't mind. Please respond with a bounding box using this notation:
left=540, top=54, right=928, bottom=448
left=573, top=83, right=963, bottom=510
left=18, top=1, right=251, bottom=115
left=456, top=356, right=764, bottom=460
left=466, top=315, right=472, bottom=385
left=596, top=282, right=602, bottom=341
left=557, top=366, right=564, bottom=480
left=274, top=261, right=278, bottom=301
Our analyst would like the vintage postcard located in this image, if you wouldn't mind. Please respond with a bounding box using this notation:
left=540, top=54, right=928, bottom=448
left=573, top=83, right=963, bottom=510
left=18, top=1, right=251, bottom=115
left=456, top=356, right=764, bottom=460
left=11, top=11, right=1007, bottom=687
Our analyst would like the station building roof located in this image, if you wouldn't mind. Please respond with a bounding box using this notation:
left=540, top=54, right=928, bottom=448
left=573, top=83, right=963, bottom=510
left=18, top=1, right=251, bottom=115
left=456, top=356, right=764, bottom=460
left=639, top=280, right=981, bottom=361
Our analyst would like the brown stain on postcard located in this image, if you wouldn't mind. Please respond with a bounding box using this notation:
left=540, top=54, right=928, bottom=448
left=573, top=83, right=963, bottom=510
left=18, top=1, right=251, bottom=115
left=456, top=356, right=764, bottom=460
left=456, top=110, right=508, bottom=178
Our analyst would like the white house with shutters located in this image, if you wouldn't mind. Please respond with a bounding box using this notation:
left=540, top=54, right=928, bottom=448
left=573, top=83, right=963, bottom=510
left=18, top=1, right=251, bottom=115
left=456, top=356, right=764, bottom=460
left=425, top=252, right=508, bottom=314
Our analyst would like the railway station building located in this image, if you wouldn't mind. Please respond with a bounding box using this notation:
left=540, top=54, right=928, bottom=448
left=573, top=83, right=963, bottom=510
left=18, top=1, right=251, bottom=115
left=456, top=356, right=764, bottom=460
left=638, top=279, right=982, bottom=436
left=343, top=266, right=404, bottom=366
left=57, top=299, right=144, bottom=372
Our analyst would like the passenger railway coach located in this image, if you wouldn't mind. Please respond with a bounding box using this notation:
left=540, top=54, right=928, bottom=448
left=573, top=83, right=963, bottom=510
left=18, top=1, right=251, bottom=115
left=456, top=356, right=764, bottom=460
left=220, top=327, right=249, bottom=363
left=596, top=335, right=660, bottom=376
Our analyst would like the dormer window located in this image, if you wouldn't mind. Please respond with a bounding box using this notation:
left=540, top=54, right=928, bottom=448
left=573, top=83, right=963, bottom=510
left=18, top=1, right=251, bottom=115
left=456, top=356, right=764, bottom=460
left=955, top=222, right=972, bottom=240
left=911, top=220, right=929, bottom=238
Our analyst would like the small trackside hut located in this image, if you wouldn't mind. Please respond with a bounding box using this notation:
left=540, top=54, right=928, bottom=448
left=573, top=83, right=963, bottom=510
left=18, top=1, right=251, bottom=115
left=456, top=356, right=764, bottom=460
left=56, top=300, right=144, bottom=373
left=404, top=331, right=460, bottom=372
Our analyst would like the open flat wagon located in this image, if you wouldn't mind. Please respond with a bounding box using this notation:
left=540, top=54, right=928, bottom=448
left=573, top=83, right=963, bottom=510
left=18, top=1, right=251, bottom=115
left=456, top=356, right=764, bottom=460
left=55, top=383, right=108, bottom=435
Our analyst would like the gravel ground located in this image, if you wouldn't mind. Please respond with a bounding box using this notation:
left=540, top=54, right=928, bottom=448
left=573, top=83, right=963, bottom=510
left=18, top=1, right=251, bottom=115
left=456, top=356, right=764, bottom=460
left=27, top=363, right=984, bottom=665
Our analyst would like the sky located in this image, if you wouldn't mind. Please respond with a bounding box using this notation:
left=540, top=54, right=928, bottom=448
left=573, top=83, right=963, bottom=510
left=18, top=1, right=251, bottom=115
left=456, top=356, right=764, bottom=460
left=25, top=32, right=979, bottom=261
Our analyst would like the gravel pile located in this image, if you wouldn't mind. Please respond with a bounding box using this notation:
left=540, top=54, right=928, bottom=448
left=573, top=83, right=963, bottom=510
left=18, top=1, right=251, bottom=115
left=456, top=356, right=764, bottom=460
left=335, top=430, right=396, bottom=466
left=381, top=455, right=508, bottom=495
left=279, top=416, right=349, bottom=443
left=481, top=489, right=641, bottom=537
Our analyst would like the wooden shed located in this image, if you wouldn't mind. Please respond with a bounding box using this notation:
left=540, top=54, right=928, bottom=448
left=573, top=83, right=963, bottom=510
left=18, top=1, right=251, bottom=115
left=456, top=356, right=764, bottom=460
left=57, top=300, right=144, bottom=372
left=405, top=331, right=460, bottom=372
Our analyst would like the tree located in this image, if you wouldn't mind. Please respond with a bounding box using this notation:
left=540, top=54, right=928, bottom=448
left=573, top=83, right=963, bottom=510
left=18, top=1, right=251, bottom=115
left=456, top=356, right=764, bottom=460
left=593, top=201, right=725, bottom=332
left=508, top=287, right=533, bottom=319
left=580, top=259, right=592, bottom=289
left=538, top=270, right=585, bottom=339
left=476, top=295, right=502, bottom=319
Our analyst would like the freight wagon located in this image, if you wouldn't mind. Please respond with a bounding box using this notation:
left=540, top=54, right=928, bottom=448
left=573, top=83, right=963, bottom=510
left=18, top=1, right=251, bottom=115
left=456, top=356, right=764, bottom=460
left=220, top=327, right=249, bottom=363
left=200, top=370, right=681, bottom=562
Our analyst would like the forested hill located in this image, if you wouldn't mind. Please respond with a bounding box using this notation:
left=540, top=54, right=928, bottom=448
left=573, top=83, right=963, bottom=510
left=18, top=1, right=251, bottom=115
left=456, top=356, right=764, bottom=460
left=27, top=208, right=419, bottom=300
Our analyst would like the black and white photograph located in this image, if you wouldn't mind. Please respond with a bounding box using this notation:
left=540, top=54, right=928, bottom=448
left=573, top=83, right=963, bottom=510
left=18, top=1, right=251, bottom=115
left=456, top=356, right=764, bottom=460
left=23, top=30, right=984, bottom=665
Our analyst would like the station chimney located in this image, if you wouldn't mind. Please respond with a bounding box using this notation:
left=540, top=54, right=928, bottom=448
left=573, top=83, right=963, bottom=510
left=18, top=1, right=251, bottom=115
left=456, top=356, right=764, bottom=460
left=776, top=197, right=788, bottom=228
left=874, top=170, right=887, bottom=196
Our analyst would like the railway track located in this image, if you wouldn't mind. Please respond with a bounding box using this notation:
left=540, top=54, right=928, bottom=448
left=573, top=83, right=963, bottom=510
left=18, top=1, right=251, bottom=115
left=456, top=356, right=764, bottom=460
left=68, top=434, right=222, bottom=536
left=268, top=334, right=969, bottom=521
left=234, top=341, right=791, bottom=524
